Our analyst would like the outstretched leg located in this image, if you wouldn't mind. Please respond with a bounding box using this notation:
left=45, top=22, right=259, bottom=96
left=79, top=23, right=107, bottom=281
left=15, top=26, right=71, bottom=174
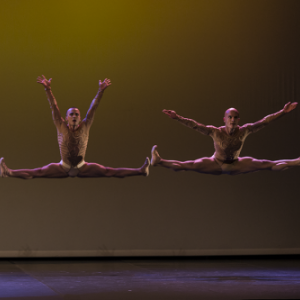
left=77, top=157, right=150, bottom=178
left=0, top=157, right=68, bottom=179
left=229, top=156, right=300, bottom=175
left=151, top=145, right=222, bottom=175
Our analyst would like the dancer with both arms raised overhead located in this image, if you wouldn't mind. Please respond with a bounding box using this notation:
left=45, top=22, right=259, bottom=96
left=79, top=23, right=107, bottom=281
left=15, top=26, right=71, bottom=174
left=151, top=102, right=299, bottom=175
left=0, top=75, right=149, bottom=179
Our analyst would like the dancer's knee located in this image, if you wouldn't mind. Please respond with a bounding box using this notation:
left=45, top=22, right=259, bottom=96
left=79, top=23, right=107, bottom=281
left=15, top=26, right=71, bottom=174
left=254, top=159, right=274, bottom=171
left=272, top=162, right=288, bottom=172
left=20, top=171, right=34, bottom=179
left=173, top=162, right=186, bottom=171
left=104, top=167, right=119, bottom=177
left=31, top=167, right=45, bottom=178
left=257, top=159, right=281, bottom=171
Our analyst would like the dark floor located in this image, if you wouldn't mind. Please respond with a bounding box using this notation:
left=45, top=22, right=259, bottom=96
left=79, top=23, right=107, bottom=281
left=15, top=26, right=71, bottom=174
left=0, top=256, right=300, bottom=300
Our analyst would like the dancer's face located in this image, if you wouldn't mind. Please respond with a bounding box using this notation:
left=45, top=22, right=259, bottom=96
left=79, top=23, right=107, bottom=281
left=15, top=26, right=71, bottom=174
left=223, top=109, right=240, bottom=130
left=66, top=108, right=81, bottom=127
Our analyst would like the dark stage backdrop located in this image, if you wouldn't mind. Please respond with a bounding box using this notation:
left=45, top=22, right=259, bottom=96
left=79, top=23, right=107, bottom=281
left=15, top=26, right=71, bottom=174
left=0, top=0, right=300, bottom=257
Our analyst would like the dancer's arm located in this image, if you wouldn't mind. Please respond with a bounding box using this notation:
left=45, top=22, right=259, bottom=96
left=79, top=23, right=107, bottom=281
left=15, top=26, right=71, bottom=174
left=243, top=102, right=298, bottom=133
left=84, top=78, right=111, bottom=125
left=37, top=75, right=63, bottom=125
left=163, top=109, right=215, bottom=135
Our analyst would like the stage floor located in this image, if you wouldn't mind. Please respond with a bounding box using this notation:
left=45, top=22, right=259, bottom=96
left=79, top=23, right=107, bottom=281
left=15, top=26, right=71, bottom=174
left=0, top=256, right=300, bottom=299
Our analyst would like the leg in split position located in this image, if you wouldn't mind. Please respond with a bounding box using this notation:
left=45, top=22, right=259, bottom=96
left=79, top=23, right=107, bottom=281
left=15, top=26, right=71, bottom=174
left=0, top=75, right=150, bottom=180
left=151, top=146, right=222, bottom=175
left=77, top=158, right=150, bottom=178
left=0, top=157, right=150, bottom=179
left=158, top=102, right=299, bottom=176
left=151, top=146, right=300, bottom=175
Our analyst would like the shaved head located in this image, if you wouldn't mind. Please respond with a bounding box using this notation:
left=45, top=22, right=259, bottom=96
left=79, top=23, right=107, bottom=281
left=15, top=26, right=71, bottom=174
left=223, top=108, right=240, bottom=134
left=66, top=107, right=80, bottom=118
left=224, top=108, right=240, bottom=118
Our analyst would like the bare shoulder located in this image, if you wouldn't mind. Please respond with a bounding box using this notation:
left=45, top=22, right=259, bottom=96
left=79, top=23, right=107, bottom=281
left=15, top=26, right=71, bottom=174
left=80, top=117, right=89, bottom=125
left=55, top=118, right=67, bottom=130
left=216, top=125, right=224, bottom=132
left=240, top=123, right=251, bottom=129
left=237, top=124, right=253, bottom=138
left=239, top=123, right=253, bottom=133
left=208, top=125, right=220, bottom=136
left=79, top=119, right=90, bottom=131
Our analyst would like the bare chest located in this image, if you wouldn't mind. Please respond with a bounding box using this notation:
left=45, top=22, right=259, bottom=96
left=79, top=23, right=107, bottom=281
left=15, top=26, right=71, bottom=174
left=58, top=125, right=89, bottom=147
left=214, top=129, right=246, bottom=152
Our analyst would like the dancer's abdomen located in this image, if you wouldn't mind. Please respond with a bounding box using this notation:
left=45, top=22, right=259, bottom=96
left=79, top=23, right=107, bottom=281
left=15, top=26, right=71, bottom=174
left=58, top=130, right=89, bottom=167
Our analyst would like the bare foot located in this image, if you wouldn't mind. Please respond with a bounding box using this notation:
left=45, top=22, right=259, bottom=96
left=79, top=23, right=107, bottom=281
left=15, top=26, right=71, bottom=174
left=141, top=157, right=150, bottom=176
left=151, top=145, right=161, bottom=166
left=0, top=157, right=11, bottom=177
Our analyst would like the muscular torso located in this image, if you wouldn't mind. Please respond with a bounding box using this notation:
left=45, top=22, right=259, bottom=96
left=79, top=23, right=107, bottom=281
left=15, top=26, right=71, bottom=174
left=44, top=87, right=102, bottom=166
left=56, top=122, right=90, bottom=166
left=176, top=109, right=285, bottom=164
left=210, top=126, right=250, bottom=162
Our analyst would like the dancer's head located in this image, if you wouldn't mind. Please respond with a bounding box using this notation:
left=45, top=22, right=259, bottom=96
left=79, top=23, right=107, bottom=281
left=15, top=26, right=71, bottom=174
left=223, top=108, right=240, bottom=129
left=66, top=107, right=81, bottom=127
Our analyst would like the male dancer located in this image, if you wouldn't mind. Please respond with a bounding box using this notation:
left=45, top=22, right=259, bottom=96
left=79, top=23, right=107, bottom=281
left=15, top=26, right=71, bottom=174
left=151, top=102, right=299, bottom=175
left=0, top=75, right=149, bottom=178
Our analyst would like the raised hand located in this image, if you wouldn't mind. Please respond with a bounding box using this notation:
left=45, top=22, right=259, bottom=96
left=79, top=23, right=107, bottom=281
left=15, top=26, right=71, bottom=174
left=37, top=75, right=52, bottom=90
left=99, top=78, right=111, bottom=91
left=163, top=109, right=178, bottom=119
left=283, top=102, right=298, bottom=113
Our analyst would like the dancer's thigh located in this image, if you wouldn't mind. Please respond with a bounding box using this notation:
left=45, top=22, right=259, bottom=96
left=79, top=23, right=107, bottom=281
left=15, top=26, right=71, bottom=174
left=77, top=163, right=108, bottom=177
left=193, top=157, right=222, bottom=175
left=229, top=157, right=273, bottom=175
left=40, top=163, right=69, bottom=178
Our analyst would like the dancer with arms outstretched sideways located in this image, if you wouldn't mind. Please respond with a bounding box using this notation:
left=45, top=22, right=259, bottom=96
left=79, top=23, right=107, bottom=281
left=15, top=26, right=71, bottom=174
left=151, top=103, right=299, bottom=175
left=0, top=75, right=149, bottom=178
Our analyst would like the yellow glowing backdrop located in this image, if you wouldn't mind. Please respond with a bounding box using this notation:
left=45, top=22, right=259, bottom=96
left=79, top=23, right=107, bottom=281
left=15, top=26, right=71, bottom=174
left=0, top=0, right=300, bottom=256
